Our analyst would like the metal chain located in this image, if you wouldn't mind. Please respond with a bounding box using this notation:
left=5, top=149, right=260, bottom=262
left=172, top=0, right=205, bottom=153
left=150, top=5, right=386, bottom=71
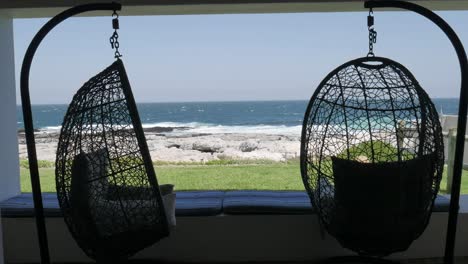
left=109, top=10, right=122, bottom=59
left=367, top=8, right=377, bottom=57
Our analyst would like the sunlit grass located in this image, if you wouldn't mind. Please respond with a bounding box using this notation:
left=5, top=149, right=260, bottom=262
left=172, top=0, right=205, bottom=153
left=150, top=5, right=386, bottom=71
left=20, top=160, right=468, bottom=194
left=20, top=163, right=304, bottom=192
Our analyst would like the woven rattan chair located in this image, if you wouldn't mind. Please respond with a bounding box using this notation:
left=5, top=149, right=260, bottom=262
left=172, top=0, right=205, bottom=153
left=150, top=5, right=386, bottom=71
left=56, top=59, right=173, bottom=261
left=300, top=56, right=444, bottom=257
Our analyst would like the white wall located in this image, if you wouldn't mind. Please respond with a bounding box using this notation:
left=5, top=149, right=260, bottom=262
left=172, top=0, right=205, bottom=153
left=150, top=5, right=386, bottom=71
left=441, top=115, right=468, bottom=168
left=0, top=16, right=20, bottom=202
left=0, top=15, right=18, bottom=264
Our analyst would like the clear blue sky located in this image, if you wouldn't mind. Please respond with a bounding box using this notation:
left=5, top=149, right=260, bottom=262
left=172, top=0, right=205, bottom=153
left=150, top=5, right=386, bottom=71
left=13, top=10, right=468, bottom=104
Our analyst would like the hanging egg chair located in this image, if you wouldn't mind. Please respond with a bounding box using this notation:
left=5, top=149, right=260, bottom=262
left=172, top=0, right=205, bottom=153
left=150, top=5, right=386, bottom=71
left=300, top=45, right=444, bottom=256
left=55, top=13, right=174, bottom=262
left=300, top=55, right=444, bottom=256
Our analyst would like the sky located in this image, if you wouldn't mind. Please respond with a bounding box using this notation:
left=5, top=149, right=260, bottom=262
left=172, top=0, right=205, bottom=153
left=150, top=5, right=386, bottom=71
left=13, top=10, right=468, bottom=104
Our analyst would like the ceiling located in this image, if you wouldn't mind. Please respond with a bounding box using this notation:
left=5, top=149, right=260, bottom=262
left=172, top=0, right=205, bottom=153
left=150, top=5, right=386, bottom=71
left=1, top=0, right=468, bottom=18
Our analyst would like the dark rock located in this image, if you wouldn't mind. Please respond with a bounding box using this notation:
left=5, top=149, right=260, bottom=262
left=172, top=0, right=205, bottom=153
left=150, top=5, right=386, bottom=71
left=143, top=127, right=175, bottom=133
left=239, top=141, right=258, bottom=152
left=167, top=144, right=181, bottom=149
left=192, top=142, right=223, bottom=153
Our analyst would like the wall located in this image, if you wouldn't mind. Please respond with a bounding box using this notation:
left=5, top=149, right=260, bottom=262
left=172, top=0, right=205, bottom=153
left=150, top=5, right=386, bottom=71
left=0, top=17, right=20, bottom=202
left=0, top=212, right=3, bottom=264
left=441, top=115, right=468, bottom=167
left=0, top=16, right=20, bottom=264
left=2, top=212, right=468, bottom=263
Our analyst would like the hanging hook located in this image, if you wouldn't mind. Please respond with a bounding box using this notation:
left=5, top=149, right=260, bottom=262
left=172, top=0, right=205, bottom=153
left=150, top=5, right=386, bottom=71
left=367, top=8, right=377, bottom=57
left=110, top=9, right=122, bottom=59
left=112, top=9, right=119, bottom=19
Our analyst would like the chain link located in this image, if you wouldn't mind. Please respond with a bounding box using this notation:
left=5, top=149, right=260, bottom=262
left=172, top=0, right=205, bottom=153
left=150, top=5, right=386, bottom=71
left=110, top=10, right=122, bottom=59
left=367, top=9, right=377, bottom=57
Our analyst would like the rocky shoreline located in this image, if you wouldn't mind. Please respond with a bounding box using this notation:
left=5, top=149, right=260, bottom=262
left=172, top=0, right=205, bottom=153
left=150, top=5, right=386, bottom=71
left=18, top=126, right=301, bottom=163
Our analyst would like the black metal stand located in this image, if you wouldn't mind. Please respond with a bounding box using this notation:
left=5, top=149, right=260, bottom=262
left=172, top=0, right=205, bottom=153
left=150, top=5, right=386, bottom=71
left=364, top=2, right=468, bottom=264
left=20, top=3, right=122, bottom=264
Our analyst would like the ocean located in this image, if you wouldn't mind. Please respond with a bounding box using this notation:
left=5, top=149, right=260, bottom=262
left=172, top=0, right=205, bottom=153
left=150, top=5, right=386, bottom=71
left=16, top=98, right=460, bottom=135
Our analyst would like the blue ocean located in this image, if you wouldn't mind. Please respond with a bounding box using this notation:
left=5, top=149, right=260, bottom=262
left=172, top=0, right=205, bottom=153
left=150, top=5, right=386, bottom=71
left=16, top=98, right=460, bottom=134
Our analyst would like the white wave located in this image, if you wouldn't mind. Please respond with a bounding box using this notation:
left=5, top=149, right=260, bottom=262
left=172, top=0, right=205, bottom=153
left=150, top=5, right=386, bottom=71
left=42, top=125, right=62, bottom=131
left=141, top=122, right=205, bottom=129
left=140, top=122, right=302, bottom=135
left=38, top=122, right=305, bottom=136
left=141, top=122, right=304, bottom=135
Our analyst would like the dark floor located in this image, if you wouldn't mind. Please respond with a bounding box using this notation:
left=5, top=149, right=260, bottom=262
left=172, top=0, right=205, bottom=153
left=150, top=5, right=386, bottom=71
left=14, top=258, right=468, bottom=264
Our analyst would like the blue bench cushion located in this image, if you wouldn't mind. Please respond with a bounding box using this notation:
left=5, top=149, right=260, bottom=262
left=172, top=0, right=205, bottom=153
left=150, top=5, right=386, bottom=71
left=223, top=191, right=314, bottom=214
left=175, top=191, right=224, bottom=216
left=0, top=193, right=61, bottom=217
left=0, top=191, right=450, bottom=218
left=434, top=195, right=450, bottom=212
left=223, top=191, right=450, bottom=215
left=1, top=192, right=224, bottom=218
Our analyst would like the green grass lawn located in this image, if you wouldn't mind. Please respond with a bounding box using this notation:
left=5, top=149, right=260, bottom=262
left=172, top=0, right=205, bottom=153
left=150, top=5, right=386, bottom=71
left=20, top=163, right=305, bottom=192
left=439, top=166, right=468, bottom=194
left=20, top=161, right=468, bottom=194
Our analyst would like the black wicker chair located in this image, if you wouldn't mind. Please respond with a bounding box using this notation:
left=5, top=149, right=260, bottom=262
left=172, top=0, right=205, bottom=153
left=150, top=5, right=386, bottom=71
left=55, top=59, right=174, bottom=261
left=300, top=56, right=444, bottom=257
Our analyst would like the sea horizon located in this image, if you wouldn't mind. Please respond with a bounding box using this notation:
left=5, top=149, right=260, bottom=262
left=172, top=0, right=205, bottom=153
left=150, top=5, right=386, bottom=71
left=17, top=98, right=461, bottom=135
left=17, top=99, right=310, bottom=107
left=15, top=97, right=461, bottom=107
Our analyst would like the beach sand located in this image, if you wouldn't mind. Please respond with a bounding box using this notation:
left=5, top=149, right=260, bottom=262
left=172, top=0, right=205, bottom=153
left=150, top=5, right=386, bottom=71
left=18, top=127, right=301, bottom=163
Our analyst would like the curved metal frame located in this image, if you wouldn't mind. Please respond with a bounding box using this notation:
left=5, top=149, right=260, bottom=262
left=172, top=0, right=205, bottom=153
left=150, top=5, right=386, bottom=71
left=20, top=3, right=122, bottom=263
left=364, top=2, right=468, bottom=264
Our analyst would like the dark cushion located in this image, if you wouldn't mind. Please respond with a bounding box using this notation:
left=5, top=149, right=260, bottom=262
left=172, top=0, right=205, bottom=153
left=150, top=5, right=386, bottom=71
left=329, top=155, right=437, bottom=255
left=69, top=152, right=100, bottom=241
left=332, top=155, right=435, bottom=215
